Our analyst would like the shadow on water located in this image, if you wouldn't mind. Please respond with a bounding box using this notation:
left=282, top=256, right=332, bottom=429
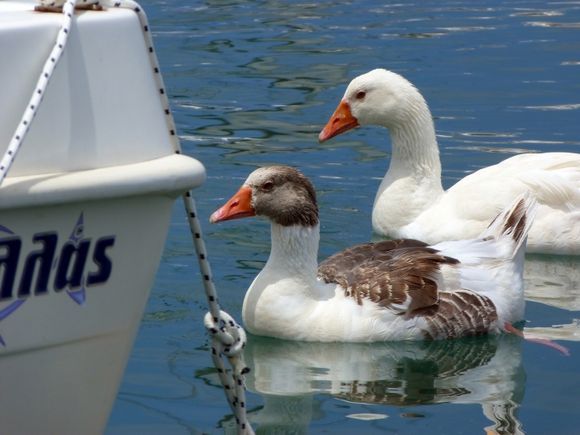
left=220, top=334, right=525, bottom=434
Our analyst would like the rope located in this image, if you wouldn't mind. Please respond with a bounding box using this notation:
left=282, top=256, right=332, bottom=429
left=0, top=0, right=78, bottom=186
left=3, top=2, right=253, bottom=433
left=119, top=4, right=254, bottom=432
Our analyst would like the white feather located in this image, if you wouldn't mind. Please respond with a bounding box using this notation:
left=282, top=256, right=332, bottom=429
left=327, top=69, right=580, bottom=255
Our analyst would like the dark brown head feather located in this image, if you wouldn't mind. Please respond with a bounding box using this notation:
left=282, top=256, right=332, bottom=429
left=249, top=166, right=319, bottom=227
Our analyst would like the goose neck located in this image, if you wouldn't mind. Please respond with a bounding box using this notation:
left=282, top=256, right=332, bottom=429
left=388, top=106, right=442, bottom=179
left=267, top=223, right=320, bottom=279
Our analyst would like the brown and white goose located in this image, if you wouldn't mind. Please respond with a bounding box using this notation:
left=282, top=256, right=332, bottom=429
left=319, top=69, right=580, bottom=255
left=210, top=165, right=536, bottom=342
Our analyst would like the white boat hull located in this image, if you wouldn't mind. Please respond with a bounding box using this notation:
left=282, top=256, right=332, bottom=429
left=0, top=1, right=207, bottom=432
left=0, top=195, right=175, bottom=433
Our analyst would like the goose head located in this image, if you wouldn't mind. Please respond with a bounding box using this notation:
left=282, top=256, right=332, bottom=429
left=210, top=166, right=319, bottom=227
left=319, top=69, right=429, bottom=142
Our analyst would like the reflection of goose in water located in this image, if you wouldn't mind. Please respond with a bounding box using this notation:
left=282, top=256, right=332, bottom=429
left=522, top=255, right=580, bottom=311
left=525, top=319, right=580, bottom=342
left=236, top=335, right=525, bottom=435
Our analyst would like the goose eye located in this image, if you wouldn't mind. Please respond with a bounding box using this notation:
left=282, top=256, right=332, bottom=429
left=355, top=91, right=366, bottom=100
left=262, top=181, right=274, bottom=191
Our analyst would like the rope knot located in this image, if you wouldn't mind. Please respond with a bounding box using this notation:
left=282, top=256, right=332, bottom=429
left=204, top=310, right=247, bottom=359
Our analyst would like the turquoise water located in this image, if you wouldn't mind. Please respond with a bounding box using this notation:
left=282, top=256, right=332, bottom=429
left=107, top=1, right=580, bottom=433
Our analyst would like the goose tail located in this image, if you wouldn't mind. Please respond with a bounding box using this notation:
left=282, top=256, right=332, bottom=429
left=480, top=192, right=538, bottom=259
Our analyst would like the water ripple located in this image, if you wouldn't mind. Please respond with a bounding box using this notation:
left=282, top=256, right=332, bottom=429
left=525, top=21, right=580, bottom=27
left=511, top=10, right=564, bottom=17
left=110, top=0, right=580, bottom=432
left=515, top=103, right=580, bottom=111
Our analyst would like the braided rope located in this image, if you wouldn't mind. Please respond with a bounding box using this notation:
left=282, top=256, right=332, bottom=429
left=107, top=2, right=253, bottom=432
left=3, top=2, right=253, bottom=433
left=0, top=0, right=77, bottom=186
left=117, top=4, right=254, bottom=432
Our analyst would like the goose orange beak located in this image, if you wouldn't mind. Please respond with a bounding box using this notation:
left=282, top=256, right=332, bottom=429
left=318, top=100, right=359, bottom=142
left=210, top=186, right=255, bottom=223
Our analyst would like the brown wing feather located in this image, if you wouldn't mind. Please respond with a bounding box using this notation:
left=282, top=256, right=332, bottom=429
left=411, top=290, right=498, bottom=339
left=318, top=239, right=459, bottom=313
left=318, top=239, right=428, bottom=281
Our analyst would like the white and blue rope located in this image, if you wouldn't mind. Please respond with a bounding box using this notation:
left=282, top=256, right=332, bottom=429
left=1, top=2, right=253, bottom=433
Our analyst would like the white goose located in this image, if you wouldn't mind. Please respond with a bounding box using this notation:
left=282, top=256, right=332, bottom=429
left=210, top=165, right=536, bottom=342
left=319, top=69, right=580, bottom=255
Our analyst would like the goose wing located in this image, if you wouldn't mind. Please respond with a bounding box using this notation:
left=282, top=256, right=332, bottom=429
left=318, top=239, right=459, bottom=313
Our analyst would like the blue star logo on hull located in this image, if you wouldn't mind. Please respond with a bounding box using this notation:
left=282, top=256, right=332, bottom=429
left=0, top=213, right=115, bottom=346
left=65, top=213, right=86, bottom=306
